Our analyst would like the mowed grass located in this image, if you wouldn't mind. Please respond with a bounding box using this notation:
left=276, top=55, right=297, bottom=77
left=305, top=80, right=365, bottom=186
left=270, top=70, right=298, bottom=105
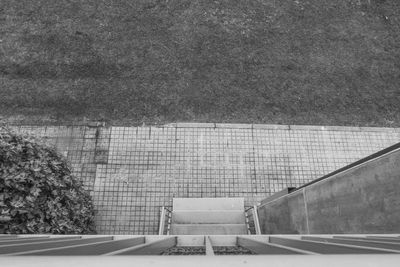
left=0, top=0, right=399, bottom=126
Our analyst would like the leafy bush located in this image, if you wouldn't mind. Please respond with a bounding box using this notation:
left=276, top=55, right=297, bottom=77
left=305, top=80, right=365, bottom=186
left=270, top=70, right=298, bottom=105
left=0, top=126, right=96, bottom=234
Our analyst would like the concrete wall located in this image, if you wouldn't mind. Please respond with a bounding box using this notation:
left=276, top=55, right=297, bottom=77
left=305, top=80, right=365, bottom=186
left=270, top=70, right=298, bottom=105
left=257, top=148, right=400, bottom=234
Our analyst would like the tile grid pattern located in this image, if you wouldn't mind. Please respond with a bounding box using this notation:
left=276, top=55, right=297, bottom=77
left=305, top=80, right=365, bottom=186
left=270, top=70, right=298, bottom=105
left=12, top=124, right=400, bottom=235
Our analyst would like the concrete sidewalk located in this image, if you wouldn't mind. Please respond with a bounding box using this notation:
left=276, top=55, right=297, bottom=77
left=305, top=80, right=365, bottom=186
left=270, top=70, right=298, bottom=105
left=12, top=123, right=400, bottom=234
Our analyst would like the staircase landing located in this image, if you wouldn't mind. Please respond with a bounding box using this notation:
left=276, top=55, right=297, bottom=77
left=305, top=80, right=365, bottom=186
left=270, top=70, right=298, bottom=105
left=170, top=198, right=247, bottom=235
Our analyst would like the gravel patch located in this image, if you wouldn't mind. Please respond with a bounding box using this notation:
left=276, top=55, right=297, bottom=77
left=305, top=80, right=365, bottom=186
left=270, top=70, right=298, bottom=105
left=213, top=246, right=255, bottom=255
left=161, top=246, right=206, bottom=255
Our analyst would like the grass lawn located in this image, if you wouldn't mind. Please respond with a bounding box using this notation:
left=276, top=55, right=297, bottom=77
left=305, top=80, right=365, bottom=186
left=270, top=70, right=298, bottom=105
left=0, top=0, right=399, bottom=126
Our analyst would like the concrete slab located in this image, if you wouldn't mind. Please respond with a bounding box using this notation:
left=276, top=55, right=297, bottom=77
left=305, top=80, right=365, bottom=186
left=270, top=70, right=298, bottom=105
left=173, top=198, right=244, bottom=211
left=170, top=224, right=248, bottom=235
left=172, top=211, right=245, bottom=224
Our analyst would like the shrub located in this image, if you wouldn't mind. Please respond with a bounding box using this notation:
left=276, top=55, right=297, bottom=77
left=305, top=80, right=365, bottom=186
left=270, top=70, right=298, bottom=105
left=0, top=126, right=96, bottom=234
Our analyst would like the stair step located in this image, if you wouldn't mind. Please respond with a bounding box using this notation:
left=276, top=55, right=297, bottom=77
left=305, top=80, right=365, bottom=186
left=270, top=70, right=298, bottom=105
left=172, top=211, right=245, bottom=224
left=170, top=224, right=248, bottom=235
left=173, top=198, right=244, bottom=211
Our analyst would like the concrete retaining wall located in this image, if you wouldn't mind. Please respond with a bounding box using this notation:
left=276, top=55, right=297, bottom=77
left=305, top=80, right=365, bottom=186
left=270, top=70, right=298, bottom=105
left=257, top=148, right=400, bottom=234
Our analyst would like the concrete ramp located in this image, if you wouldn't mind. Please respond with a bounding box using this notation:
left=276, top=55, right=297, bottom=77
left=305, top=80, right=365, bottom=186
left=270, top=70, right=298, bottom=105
left=170, top=198, right=247, bottom=235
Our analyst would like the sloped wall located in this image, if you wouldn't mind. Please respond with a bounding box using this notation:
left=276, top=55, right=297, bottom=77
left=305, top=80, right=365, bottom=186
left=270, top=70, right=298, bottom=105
left=257, top=148, right=400, bottom=234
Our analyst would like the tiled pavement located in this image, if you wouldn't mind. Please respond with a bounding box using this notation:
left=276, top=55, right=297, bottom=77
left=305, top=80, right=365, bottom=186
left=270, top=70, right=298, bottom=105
left=12, top=123, right=400, bottom=235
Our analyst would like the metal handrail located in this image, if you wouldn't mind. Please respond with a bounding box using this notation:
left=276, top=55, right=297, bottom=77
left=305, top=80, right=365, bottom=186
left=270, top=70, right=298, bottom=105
left=159, top=206, right=172, bottom=235
left=244, top=206, right=261, bottom=235
left=245, top=206, right=254, bottom=212
left=164, top=207, right=172, bottom=213
left=159, top=207, right=166, bottom=235
left=252, top=205, right=261, bottom=235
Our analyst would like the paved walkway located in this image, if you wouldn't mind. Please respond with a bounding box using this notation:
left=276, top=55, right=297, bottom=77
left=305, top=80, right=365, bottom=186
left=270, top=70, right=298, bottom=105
left=12, top=123, right=400, bottom=234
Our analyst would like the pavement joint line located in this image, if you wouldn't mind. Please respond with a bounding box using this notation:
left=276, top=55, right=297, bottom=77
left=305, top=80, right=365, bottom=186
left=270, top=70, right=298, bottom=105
left=215, top=123, right=253, bottom=129
left=174, top=123, right=216, bottom=128
left=107, top=124, right=400, bottom=132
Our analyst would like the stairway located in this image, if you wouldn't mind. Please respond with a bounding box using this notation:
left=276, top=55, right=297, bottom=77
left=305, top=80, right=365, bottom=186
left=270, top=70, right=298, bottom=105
left=170, top=198, right=248, bottom=235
